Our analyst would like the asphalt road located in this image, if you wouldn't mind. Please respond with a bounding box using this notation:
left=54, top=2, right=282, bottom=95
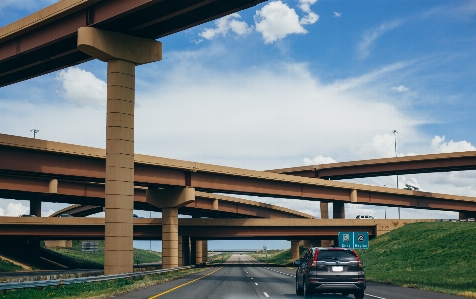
left=112, top=254, right=464, bottom=299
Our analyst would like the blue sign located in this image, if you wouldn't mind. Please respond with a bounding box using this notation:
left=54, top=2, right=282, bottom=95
left=338, top=232, right=369, bottom=249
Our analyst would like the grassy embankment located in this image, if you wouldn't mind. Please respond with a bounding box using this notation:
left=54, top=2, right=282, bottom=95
left=251, top=248, right=305, bottom=265
left=0, top=268, right=207, bottom=299
left=0, top=259, right=23, bottom=272
left=48, top=240, right=162, bottom=268
left=362, top=222, right=476, bottom=298
left=253, top=222, right=476, bottom=298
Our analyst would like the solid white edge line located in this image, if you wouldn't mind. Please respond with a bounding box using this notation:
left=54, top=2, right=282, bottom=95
left=365, top=294, right=386, bottom=299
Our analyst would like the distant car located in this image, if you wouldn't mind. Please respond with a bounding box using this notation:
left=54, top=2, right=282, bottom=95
left=20, top=214, right=36, bottom=217
left=467, top=218, right=475, bottom=222
left=133, top=214, right=143, bottom=218
left=58, top=213, right=74, bottom=217
left=356, top=215, right=374, bottom=219
left=295, top=247, right=365, bottom=298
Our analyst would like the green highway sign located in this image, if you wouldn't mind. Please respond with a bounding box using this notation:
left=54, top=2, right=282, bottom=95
left=338, top=232, right=369, bottom=249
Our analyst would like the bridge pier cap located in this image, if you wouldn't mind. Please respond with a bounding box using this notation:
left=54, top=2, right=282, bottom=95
left=77, top=27, right=162, bottom=65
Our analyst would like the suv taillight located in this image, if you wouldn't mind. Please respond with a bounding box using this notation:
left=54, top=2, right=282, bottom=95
left=310, top=250, right=319, bottom=267
left=351, top=250, right=362, bottom=268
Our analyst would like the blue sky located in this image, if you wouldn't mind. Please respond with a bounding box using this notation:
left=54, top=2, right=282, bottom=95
left=1, top=0, right=476, bottom=250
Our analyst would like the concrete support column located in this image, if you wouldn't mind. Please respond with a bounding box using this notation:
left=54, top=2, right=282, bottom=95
left=30, top=200, right=41, bottom=217
left=104, top=59, right=135, bottom=275
left=291, top=240, right=300, bottom=260
left=181, top=236, right=191, bottom=266
left=201, top=240, right=208, bottom=263
left=191, top=238, right=197, bottom=264
left=333, top=202, right=345, bottom=219
left=178, top=236, right=183, bottom=266
left=162, top=208, right=179, bottom=268
left=78, top=26, right=162, bottom=275
left=320, top=202, right=329, bottom=219
left=195, top=240, right=203, bottom=264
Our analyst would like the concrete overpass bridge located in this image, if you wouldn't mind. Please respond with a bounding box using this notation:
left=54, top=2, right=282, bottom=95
left=2, top=134, right=475, bottom=214
left=1, top=0, right=475, bottom=274
left=269, top=151, right=476, bottom=180
left=0, top=216, right=429, bottom=265
left=47, top=191, right=314, bottom=219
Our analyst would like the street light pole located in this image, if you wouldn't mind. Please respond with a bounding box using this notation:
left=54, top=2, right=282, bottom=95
left=30, top=129, right=39, bottom=139
left=392, top=130, right=400, bottom=219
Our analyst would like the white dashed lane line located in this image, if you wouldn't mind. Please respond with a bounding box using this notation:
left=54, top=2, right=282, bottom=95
left=263, top=292, right=270, bottom=297
left=365, top=294, right=386, bottom=299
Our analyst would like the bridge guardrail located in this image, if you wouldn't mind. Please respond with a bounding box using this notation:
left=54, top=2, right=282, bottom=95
left=0, top=265, right=196, bottom=292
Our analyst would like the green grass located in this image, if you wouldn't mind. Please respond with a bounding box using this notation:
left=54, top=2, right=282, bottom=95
left=46, top=240, right=162, bottom=268
left=251, top=247, right=306, bottom=265
left=0, top=267, right=207, bottom=299
left=208, top=253, right=233, bottom=264
left=362, top=222, right=476, bottom=298
left=0, top=258, right=23, bottom=272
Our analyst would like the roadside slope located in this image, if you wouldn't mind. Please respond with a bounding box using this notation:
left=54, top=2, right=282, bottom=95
left=364, top=222, right=476, bottom=298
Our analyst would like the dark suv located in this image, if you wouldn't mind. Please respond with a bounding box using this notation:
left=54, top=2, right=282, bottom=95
left=295, top=247, right=365, bottom=298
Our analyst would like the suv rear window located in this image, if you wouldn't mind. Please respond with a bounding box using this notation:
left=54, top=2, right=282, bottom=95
left=317, top=250, right=357, bottom=262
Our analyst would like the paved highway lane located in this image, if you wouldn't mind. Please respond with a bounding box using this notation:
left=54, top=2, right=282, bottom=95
left=112, top=254, right=465, bottom=299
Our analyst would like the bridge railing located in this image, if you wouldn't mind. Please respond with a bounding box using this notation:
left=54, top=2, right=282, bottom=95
left=0, top=265, right=196, bottom=292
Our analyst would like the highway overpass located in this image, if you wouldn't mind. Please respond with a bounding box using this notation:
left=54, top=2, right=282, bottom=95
left=2, top=134, right=476, bottom=213
left=268, top=151, right=476, bottom=180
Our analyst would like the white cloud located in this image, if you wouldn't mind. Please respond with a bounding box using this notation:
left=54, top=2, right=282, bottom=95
left=303, top=156, right=337, bottom=165
left=358, top=20, right=402, bottom=59
left=431, top=135, right=476, bottom=153
left=132, top=53, right=421, bottom=170
left=254, top=1, right=307, bottom=44
left=199, top=13, right=252, bottom=40
left=197, top=1, right=319, bottom=44
left=334, top=12, right=342, bottom=18
left=391, top=85, right=409, bottom=92
left=298, top=0, right=319, bottom=25
left=56, top=67, right=106, bottom=107
left=0, top=202, right=29, bottom=216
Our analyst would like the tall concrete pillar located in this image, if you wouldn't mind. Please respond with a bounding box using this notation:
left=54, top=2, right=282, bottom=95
left=191, top=238, right=197, bottom=264
left=195, top=240, right=203, bottom=264
left=201, top=240, right=208, bottom=263
left=30, top=199, right=41, bottom=217
left=103, top=59, right=136, bottom=275
left=333, top=202, right=345, bottom=219
left=77, top=27, right=162, bottom=275
left=178, top=236, right=183, bottom=266
left=291, top=240, right=300, bottom=260
left=162, top=208, right=178, bottom=268
left=146, top=188, right=195, bottom=269
left=320, top=202, right=329, bottom=219
left=183, top=236, right=191, bottom=266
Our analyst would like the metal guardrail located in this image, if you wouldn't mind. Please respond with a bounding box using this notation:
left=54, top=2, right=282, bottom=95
left=0, top=265, right=196, bottom=291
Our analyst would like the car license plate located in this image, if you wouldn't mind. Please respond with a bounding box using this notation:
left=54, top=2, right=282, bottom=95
left=332, top=266, right=343, bottom=272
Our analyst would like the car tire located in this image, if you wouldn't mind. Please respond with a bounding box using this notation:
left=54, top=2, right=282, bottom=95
left=296, top=277, right=303, bottom=295
left=355, top=291, right=364, bottom=299
left=303, top=281, right=311, bottom=297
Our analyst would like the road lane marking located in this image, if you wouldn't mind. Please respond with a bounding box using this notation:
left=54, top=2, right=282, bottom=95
left=148, top=267, right=222, bottom=298
left=365, top=294, right=386, bottom=299
left=263, top=292, right=270, bottom=297
left=255, top=282, right=258, bottom=285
